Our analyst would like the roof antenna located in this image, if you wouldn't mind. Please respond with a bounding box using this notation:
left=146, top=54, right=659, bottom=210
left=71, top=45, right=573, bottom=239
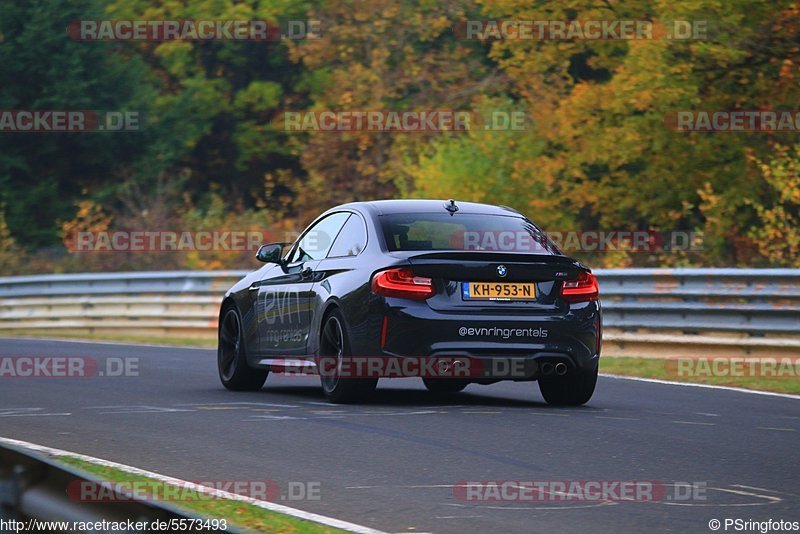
left=445, top=199, right=459, bottom=214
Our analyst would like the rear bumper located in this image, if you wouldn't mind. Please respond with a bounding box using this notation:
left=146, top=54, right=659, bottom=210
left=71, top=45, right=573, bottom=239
left=351, top=297, right=601, bottom=378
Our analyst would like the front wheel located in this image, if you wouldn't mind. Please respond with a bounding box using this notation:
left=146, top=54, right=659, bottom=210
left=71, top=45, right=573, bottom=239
left=319, top=309, right=377, bottom=404
left=538, top=365, right=598, bottom=406
left=218, top=305, right=268, bottom=391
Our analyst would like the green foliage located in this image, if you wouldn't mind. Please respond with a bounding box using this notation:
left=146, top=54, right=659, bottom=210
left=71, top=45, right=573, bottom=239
left=0, top=205, right=24, bottom=274
left=409, top=97, right=571, bottom=228
left=3, top=0, right=800, bottom=272
left=746, top=144, right=800, bottom=266
left=473, top=0, right=800, bottom=266
left=104, top=0, right=311, bottom=209
left=0, top=0, right=153, bottom=247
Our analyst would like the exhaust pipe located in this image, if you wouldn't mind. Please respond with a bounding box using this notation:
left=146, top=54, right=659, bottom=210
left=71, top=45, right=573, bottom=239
left=540, top=362, right=554, bottom=375
left=554, top=362, right=568, bottom=376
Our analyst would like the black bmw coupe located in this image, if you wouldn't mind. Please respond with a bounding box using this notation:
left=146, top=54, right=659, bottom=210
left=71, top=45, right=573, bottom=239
left=218, top=199, right=601, bottom=405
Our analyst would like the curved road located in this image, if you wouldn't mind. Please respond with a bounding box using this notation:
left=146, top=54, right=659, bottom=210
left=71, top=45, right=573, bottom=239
left=1, top=338, right=799, bottom=533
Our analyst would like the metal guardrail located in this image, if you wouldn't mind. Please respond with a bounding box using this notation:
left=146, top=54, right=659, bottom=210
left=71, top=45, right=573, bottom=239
left=0, top=271, right=245, bottom=334
left=0, top=442, right=244, bottom=533
left=0, top=269, right=798, bottom=356
left=0, top=271, right=244, bottom=298
left=595, top=268, right=800, bottom=335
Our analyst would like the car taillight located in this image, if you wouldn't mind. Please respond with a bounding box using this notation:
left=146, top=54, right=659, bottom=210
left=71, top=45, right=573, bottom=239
left=561, top=271, right=599, bottom=303
left=371, top=268, right=435, bottom=300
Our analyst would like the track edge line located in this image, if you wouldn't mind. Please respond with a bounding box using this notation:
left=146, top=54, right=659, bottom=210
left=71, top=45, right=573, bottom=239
left=599, top=373, right=800, bottom=400
left=0, top=437, right=388, bottom=534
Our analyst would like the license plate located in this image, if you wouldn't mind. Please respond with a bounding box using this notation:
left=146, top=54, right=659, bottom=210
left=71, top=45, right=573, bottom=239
left=461, top=282, right=536, bottom=300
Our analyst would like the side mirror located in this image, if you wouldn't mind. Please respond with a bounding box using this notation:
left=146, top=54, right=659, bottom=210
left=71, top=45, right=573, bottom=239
left=256, top=243, right=287, bottom=264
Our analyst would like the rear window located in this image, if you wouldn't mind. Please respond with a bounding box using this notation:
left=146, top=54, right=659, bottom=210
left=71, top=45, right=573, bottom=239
left=379, top=213, right=561, bottom=254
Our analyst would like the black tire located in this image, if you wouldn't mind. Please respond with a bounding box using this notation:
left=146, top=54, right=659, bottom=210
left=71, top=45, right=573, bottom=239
left=538, top=365, right=598, bottom=406
left=422, top=378, right=469, bottom=394
left=319, top=309, right=378, bottom=404
left=218, top=305, right=268, bottom=391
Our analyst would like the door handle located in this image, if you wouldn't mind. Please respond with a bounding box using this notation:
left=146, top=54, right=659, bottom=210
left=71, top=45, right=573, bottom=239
left=301, top=267, right=313, bottom=279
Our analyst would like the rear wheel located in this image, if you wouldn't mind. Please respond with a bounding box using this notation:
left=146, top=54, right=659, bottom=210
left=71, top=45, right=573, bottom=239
left=319, top=309, right=378, bottom=403
left=538, top=365, right=597, bottom=406
left=422, top=378, right=469, bottom=394
left=218, top=305, right=268, bottom=391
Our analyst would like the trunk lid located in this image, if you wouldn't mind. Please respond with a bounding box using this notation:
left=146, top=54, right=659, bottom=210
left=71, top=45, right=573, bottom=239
left=393, top=251, right=584, bottom=313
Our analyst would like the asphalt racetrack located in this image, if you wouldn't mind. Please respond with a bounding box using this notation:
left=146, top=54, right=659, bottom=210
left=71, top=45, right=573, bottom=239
left=1, top=338, right=798, bottom=533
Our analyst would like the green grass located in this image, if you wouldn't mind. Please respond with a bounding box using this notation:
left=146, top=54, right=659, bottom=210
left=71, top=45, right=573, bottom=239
left=56, top=456, right=343, bottom=534
left=0, top=330, right=216, bottom=348
left=601, top=357, right=800, bottom=395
